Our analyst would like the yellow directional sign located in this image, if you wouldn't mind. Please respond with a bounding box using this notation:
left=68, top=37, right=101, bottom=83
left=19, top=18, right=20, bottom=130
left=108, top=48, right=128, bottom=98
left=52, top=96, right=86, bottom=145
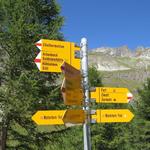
left=63, top=109, right=85, bottom=124
left=91, top=109, right=134, bottom=123
left=61, top=78, right=83, bottom=105
left=36, top=39, right=71, bottom=51
left=61, top=62, right=82, bottom=89
left=61, top=62, right=83, bottom=106
left=61, top=61, right=81, bottom=77
left=32, top=110, right=66, bottom=125
left=90, top=87, right=132, bottom=103
left=35, top=39, right=80, bottom=72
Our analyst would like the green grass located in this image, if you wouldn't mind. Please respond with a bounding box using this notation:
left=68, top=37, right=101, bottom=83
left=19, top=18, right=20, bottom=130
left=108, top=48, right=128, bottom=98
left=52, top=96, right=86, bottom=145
left=37, top=125, right=66, bottom=133
left=101, top=69, right=144, bottom=96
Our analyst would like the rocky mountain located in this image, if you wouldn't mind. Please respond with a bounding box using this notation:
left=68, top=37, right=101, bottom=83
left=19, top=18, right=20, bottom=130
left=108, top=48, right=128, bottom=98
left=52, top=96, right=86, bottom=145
left=89, top=46, right=150, bottom=91
left=91, top=46, right=150, bottom=58
left=89, top=46, right=150, bottom=71
left=92, top=46, right=132, bottom=57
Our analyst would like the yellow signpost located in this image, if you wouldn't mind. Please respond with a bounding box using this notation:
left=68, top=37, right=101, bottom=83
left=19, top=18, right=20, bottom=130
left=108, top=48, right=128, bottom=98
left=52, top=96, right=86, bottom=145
left=90, top=87, right=133, bottom=103
left=61, top=80, right=83, bottom=105
left=61, top=62, right=83, bottom=105
left=61, top=61, right=81, bottom=76
left=36, top=39, right=72, bottom=51
left=91, top=109, right=134, bottom=123
left=33, top=39, right=135, bottom=150
left=63, top=109, right=85, bottom=124
left=35, top=39, right=80, bottom=72
left=32, top=110, right=66, bottom=125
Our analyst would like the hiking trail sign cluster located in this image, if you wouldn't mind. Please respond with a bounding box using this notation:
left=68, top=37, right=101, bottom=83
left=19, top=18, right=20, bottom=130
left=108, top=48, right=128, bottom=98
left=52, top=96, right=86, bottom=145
left=32, top=38, right=134, bottom=150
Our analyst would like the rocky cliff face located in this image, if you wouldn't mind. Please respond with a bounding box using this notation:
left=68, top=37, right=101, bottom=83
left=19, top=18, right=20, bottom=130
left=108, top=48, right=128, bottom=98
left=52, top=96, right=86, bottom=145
left=93, top=46, right=132, bottom=57
left=89, top=46, right=150, bottom=95
left=89, top=46, right=150, bottom=72
left=135, top=47, right=150, bottom=58
left=91, top=46, right=150, bottom=58
left=89, top=46, right=150, bottom=90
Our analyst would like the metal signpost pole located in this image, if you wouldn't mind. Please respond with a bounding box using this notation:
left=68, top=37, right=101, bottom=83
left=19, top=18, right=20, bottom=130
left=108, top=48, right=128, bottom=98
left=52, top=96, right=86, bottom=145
left=80, top=38, right=91, bottom=150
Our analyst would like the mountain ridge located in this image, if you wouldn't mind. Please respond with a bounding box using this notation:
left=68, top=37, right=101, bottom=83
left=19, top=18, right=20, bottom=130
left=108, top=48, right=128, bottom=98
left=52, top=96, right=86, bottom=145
left=89, top=46, right=150, bottom=90
left=89, top=46, right=150, bottom=72
left=90, top=46, right=150, bottom=58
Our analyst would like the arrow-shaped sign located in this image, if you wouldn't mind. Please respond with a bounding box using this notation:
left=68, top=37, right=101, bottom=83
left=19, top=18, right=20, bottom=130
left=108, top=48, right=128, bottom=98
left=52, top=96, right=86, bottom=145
left=35, top=39, right=70, bottom=51
left=91, top=109, right=134, bottom=123
left=61, top=62, right=83, bottom=106
left=63, top=109, right=85, bottom=124
left=32, top=109, right=85, bottom=125
left=32, top=110, right=66, bottom=125
left=34, top=39, right=80, bottom=72
left=61, top=79, right=83, bottom=105
left=90, top=87, right=133, bottom=103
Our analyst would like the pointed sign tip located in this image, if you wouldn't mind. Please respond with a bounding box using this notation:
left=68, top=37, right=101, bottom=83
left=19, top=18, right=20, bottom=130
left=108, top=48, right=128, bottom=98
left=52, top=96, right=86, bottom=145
left=35, top=39, right=42, bottom=50
left=31, top=114, right=37, bottom=124
left=129, top=111, right=134, bottom=122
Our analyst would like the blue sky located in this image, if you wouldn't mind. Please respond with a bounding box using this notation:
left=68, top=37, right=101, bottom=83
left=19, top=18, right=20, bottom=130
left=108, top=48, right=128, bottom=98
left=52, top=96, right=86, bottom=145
left=58, top=0, right=150, bottom=50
